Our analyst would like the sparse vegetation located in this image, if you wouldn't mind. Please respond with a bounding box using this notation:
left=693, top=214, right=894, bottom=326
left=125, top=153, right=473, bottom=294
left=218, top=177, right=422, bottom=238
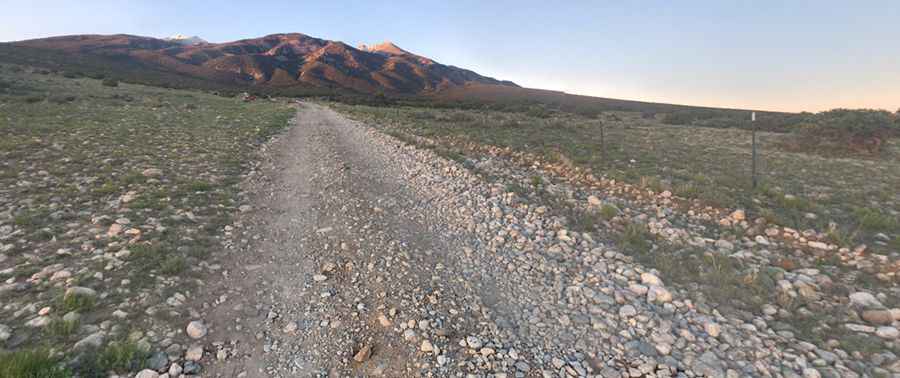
left=0, top=63, right=293, bottom=367
left=75, top=340, right=148, bottom=377
left=333, top=103, right=900, bottom=249
left=0, top=349, right=70, bottom=378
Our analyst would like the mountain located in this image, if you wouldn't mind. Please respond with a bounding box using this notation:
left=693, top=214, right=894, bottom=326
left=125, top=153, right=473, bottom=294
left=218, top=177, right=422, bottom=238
left=3, top=33, right=517, bottom=95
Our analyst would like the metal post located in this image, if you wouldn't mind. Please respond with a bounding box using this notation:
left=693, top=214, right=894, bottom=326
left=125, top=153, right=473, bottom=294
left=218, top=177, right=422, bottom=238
left=751, top=112, right=758, bottom=189
left=600, top=123, right=606, bottom=164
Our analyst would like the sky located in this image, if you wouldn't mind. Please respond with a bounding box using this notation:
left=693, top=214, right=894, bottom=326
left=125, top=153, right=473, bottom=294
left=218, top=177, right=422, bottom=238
left=1, top=1, right=898, bottom=112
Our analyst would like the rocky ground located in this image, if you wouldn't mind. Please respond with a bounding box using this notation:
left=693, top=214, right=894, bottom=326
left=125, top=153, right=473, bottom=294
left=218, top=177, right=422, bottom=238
left=0, top=65, right=294, bottom=377
left=163, top=103, right=899, bottom=378
left=2, top=66, right=898, bottom=377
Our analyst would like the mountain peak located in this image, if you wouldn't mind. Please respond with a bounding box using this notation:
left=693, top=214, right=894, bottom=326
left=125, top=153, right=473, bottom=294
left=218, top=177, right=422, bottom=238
left=166, top=34, right=207, bottom=46
left=358, top=41, right=410, bottom=56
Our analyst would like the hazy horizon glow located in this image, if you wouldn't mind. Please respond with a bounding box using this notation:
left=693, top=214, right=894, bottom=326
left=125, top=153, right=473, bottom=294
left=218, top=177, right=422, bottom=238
left=2, top=1, right=898, bottom=112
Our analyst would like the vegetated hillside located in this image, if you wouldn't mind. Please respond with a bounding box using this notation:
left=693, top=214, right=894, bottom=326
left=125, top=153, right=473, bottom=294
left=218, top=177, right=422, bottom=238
left=2, top=33, right=517, bottom=96
left=431, top=83, right=811, bottom=132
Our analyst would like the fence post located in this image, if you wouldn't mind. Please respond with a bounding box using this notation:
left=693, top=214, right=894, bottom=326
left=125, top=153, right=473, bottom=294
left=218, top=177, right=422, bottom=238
left=751, top=111, right=758, bottom=189
left=600, top=122, right=606, bottom=164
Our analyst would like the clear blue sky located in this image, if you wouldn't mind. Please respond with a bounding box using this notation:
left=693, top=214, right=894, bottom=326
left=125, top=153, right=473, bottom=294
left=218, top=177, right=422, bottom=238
left=2, top=1, right=898, bottom=112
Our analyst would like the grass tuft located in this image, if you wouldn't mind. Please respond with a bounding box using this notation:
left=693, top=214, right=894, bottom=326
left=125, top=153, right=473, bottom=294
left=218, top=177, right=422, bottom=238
left=0, top=349, right=70, bottom=378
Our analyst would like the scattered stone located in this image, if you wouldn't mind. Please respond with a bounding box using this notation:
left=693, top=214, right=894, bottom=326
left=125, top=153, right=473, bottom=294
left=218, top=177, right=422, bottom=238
left=185, top=344, right=204, bottom=361
left=862, top=309, right=894, bottom=325
left=619, top=305, right=637, bottom=318
left=168, top=363, right=183, bottom=377
left=146, top=352, right=168, bottom=372
left=850, top=292, right=883, bottom=309
left=142, top=168, right=163, bottom=177
left=73, top=332, right=104, bottom=351
left=465, top=336, right=483, bottom=349
left=876, top=327, right=899, bottom=339
left=135, top=369, right=159, bottom=378
left=283, top=321, right=299, bottom=334
left=648, top=286, right=672, bottom=303
left=640, top=272, right=663, bottom=286
left=186, top=320, right=208, bottom=339
left=376, top=314, right=392, bottom=327
left=182, top=361, right=201, bottom=375
left=0, top=324, right=10, bottom=341
left=354, top=344, right=372, bottom=362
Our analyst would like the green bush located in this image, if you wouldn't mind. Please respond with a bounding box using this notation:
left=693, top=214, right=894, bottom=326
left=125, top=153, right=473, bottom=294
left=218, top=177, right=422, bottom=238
left=660, top=111, right=695, bottom=125
left=48, top=94, right=76, bottom=104
left=795, top=109, right=898, bottom=153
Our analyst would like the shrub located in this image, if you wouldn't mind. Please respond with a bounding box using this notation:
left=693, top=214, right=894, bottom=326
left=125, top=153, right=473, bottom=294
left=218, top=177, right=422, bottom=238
left=599, top=204, right=619, bottom=220
left=855, top=208, right=898, bottom=232
left=48, top=95, right=76, bottom=104
left=794, top=109, right=898, bottom=153
left=573, top=105, right=602, bottom=119
left=75, top=340, right=148, bottom=376
left=102, top=78, right=119, bottom=87
left=660, top=111, right=694, bottom=125
left=23, top=95, right=44, bottom=103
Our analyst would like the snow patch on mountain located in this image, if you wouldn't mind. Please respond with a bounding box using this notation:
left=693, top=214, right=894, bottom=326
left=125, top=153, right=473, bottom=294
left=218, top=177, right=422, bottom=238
left=166, top=35, right=207, bottom=46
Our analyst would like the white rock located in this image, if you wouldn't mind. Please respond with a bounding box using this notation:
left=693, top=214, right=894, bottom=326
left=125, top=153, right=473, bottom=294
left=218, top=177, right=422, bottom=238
left=715, top=239, right=734, bottom=250
left=802, top=368, right=821, bottom=378
left=845, top=323, right=875, bottom=333
left=465, top=336, right=483, bottom=349
left=0, top=324, right=10, bottom=341
left=186, top=320, right=208, bottom=339
left=73, top=332, right=104, bottom=350
left=807, top=241, right=830, bottom=250
left=629, top=283, right=648, bottom=296
left=648, top=286, right=672, bottom=303
left=640, top=272, right=663, bottom=286
left=26, top=316, right=50, bottom=328
left=587, top=196, right=602, bottom=206
left=849, top=292, right=883, bottom=309
left=142, top=168, right=163, bottom=177
left=185, top=344, right=204, bottom=361
left=705, top=322, right=721, bottom=338
left=876, top=326, right=899, bottom=339
left=168, top=363, right=182, bottom=377
left=619, top=305, right=637, bottom=317
left=135, top=369, right=159, bottom=378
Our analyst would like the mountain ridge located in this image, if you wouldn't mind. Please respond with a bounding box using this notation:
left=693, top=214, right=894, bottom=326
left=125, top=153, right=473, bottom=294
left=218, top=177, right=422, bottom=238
left=7, top=32, right=518, bottom=95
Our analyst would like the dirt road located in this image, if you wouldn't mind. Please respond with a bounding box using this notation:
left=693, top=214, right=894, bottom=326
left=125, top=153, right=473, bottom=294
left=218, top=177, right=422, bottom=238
left=193, top=103, right=822, bottom=377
